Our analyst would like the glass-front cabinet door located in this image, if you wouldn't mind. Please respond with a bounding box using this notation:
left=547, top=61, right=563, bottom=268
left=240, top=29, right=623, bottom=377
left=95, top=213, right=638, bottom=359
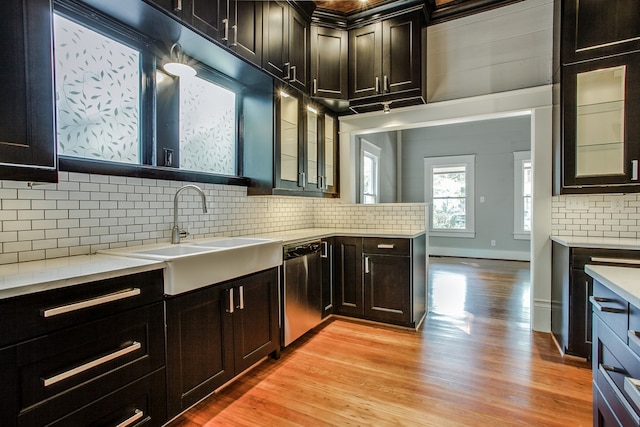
left=306, top=104, right=319, bottom=190
left=562, top=52, right=640, bottom=191
left=277, top=88, right=303, bottom=190
left=322, top=113, right=338, bottom=194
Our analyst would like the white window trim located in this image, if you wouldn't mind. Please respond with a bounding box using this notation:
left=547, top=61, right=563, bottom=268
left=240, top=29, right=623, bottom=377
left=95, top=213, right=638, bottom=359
left=424, top=154, right=475, bottom=238
left=513, top=151, right=531, bottom=240
left=360, top=139, right=381, bottom=204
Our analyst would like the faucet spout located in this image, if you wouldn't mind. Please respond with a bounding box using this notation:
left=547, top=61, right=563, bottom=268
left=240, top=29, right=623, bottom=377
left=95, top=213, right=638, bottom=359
left=172, top=184, right=208, bottom=244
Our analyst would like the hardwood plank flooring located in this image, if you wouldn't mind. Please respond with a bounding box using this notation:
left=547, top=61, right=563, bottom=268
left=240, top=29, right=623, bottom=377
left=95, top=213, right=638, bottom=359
left=168, top=257, right=592, bottom=426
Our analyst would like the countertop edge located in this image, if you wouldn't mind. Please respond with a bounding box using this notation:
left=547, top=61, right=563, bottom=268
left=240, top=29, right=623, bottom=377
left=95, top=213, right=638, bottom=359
left=551, top=235, right=640, bottom=250
left=585, top=264, right=640, bottom=308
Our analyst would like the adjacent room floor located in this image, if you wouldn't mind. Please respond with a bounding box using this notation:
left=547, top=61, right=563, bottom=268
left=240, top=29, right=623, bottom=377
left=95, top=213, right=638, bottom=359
left=169, top=257, right=592, bottom=426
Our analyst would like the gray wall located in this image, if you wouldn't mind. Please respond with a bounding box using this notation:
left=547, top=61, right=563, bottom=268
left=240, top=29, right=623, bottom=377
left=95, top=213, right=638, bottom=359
left=401, top=116, right=531, bottom=256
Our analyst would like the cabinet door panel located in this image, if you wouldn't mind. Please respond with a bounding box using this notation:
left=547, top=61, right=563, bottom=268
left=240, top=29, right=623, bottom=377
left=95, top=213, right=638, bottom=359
left=364, top=255, right=411, bottom=325
left=190, top=0, right=225, bottom=41
left=232, top=269, right=279, bottom=373
left=263, top=0, right=288, bottom=78
left=166, top=285, right=234, bottom=418
left=562, top=0, right=640, bottom=64
left=334, top=237, right=363, bottom=317
left=321, top=239, right=334, bottom=318
left=562, top=52, right=640, bottom=190
left=349, top=22, right=382, bottom=99
left=229, top=0, right=262, bottom=65
left=0, top=0, right=56, bottom=181
left=288, top=7, right=309, bottom=92
left=311, top=26, right=347, bottom=99
left=383, top=13, right=421, bottom=94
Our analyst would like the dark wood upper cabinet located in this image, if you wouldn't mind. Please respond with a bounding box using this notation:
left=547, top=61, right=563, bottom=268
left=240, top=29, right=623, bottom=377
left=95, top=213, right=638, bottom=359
left=0, top=0, right=57, bottom=182
left=311, top=26, right=348, bottom=99
left=228, top=0, right=263, bottom=65
left=561, top=52, right=640, bottom=192
left=188, top=0, right=226, bottom=41
left=561, top=0, right=640, bottom=64
left=145, top=0, right=183, bottom=18
left=349, top=22, right=383, bottom=99
left=263, top=1, right=309, bottom=93
left=348, top=10, right=423, bottom=106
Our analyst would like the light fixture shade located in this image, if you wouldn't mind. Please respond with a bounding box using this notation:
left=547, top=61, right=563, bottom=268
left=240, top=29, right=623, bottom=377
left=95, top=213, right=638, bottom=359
left=163, top=43, right=197, bottom=78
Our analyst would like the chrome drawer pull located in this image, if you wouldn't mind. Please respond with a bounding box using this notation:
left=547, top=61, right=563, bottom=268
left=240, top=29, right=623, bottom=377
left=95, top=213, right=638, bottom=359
left=43, top=341, right=141, bottom=387
left=238, top=285, right=244, bottom=310
left=602, top=364, right=627, bottom=374
left=625, top=377, right=640, bottom=410
left=377, top=244, right=395, bottom=249
left=116, top=409, right=144, bottom=427
left=42, top=288, right=141, bottom=318
left=591, top=257, right=640, bottom=266
left=629, top=330, right=640, bottom=348
left=365, top=256, right=370, bottom=274
left=589, top=296, right=626, bottom=313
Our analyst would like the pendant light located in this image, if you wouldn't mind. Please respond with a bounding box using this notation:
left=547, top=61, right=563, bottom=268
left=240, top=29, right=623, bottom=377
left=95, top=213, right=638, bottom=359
left=163, top=43, right=196, bottom=78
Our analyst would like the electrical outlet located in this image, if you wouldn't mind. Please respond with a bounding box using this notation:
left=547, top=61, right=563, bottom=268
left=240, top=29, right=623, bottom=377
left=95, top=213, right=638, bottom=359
left=566, top=196, right=589, bottom=210
left=491, top=240, right=496, bottom=247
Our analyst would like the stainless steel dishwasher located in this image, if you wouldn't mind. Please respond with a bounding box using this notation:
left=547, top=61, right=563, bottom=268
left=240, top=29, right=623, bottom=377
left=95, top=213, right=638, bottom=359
left=282, top=240, right=323, bottom=347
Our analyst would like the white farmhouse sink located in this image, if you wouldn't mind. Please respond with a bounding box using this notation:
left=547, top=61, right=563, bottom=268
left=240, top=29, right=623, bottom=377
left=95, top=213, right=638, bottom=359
left=99, top=237, right=282, bottom=295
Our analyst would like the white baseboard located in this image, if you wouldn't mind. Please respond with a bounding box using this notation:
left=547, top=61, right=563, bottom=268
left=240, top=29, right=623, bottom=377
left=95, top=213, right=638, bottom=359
left=532, top=298, right=551, bottom=332
left=428, top=246, right=530, bottom=261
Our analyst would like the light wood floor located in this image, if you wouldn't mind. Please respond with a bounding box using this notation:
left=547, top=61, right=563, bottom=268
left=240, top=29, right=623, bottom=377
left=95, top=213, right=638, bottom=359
left=168, top=257, right=592, bottom=426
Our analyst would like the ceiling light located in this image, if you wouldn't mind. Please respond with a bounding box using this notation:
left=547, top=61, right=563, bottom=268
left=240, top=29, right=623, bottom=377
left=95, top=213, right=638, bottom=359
left=163, top=43, right=196, bottom=78
left=383, top=102, right=391, bottom=114
left=280, top=90, right=291, bottom=98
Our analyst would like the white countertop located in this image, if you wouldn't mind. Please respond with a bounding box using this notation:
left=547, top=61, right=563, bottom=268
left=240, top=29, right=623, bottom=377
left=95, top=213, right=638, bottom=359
left=254, top=228, right=426, bottom=244
left=551, top=236, right=640, bottom=250
left=0, top=228, right=425, bottom=300
left=0, top=254, right=164, bottom=300
left=586, top=264, right=640, bottom=308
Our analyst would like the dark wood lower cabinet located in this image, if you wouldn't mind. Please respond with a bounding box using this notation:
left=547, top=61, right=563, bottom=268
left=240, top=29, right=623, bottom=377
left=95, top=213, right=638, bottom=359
left=333, top=235, right=426, bottom=328
left=321, top=238, right=334, bottom=318
left=334, top=237, right=363, bottom=317
left=165, top=268, right=279, bottom=419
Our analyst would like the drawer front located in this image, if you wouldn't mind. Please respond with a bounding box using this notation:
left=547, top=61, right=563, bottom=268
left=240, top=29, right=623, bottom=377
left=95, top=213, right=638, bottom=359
left=3, top=269, right=163, bottom=346
left=16, top=303, right=165, bottom=421
left=572, top=248, right=640, bottom=270
left=592, top=280, right=629, bottom=343
left=19, top=368, right=167, bottom=427
left=594, top=314, right=640, bottom=420
left=594, top=381, right=623, bottom=427
left=629, top=304, right=640, bottom=358
left=596, top=365, right=640, bottom=427
left=363, top=238, right=410, bottom=256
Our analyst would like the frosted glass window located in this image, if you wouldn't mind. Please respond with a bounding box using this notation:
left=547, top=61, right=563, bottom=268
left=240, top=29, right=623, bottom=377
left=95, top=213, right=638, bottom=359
left=280, top=92, right=299, bottom=183
left=325, top=115, right=335, bottom=187
left=307, top=106, right=318, bottom=185
left=179, top=76, right=237, bottom=175
left=54, top=14, right=140, bottom=164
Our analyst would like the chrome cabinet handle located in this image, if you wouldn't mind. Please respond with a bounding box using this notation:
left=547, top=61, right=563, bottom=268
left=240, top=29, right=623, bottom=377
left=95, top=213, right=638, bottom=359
left=321, top=241, right=328, bottom=258
left=591, top=257, right=640, bottom=265
left=174, top=0, right=182, bottom=11
left=589, top=296, right=626, bottom=313
left=291, top=65, right=297, bottom=83
left=284, top=62, right=291, bottom=80
left=602, top=364, right=627, bottom=374
left=375, top=76, right=380, bottom=94
left=313, top=78, right=318, bottom=95
left=298, top=171, right=306, bottom=188
left=116, top=409, right=144, bottom=427
left=384, top=75, right=389, bottom=92
left=43, top=341, right=141, bottom=387
left=377, top=244, right=395, bottom=249
left=222, top=18, right=229, bottom=42
left=633, top=159, right=639, bottom=181
left=42, top=288, right=141, bottom=318
left=365, top=256, right=370, bottom=274
left=227, top=288, right=234, bottom=314
left=238, top=285, right=244, bottom=310
left=231, top=24, right=238, bottom=47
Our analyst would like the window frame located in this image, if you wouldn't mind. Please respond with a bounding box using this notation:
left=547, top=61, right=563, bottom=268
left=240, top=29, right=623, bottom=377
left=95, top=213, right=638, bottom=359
left=360, top=139, right=381, bottom=204
left=53, top=1, right=249, bottom=187
left=424, top=154, right=476, bottom=238
left=513, top=151, right=532, bottom=240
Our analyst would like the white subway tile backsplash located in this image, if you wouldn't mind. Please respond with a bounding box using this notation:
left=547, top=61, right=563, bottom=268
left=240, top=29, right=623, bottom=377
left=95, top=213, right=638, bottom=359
left=0, top=173, right=425, bottom=264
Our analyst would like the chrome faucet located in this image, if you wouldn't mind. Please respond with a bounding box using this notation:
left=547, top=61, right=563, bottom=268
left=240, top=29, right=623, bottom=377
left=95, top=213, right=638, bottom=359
left=172, top=184, right=208, bottom=244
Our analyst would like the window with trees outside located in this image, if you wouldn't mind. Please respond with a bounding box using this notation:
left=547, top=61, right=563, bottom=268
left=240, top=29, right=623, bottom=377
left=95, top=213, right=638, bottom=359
left=361, top=140, right=381, bottom=204
left=514, top=151, right=532, bottom=239
left=424, top=155, right=476, bottom=238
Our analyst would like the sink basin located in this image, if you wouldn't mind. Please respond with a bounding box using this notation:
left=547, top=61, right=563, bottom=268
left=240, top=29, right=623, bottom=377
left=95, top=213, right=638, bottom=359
left=100, top=237, right=282, bottom=295
left=188, top=237, right=274, bottom=248
left=134, top=245, right=220, bottom=257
